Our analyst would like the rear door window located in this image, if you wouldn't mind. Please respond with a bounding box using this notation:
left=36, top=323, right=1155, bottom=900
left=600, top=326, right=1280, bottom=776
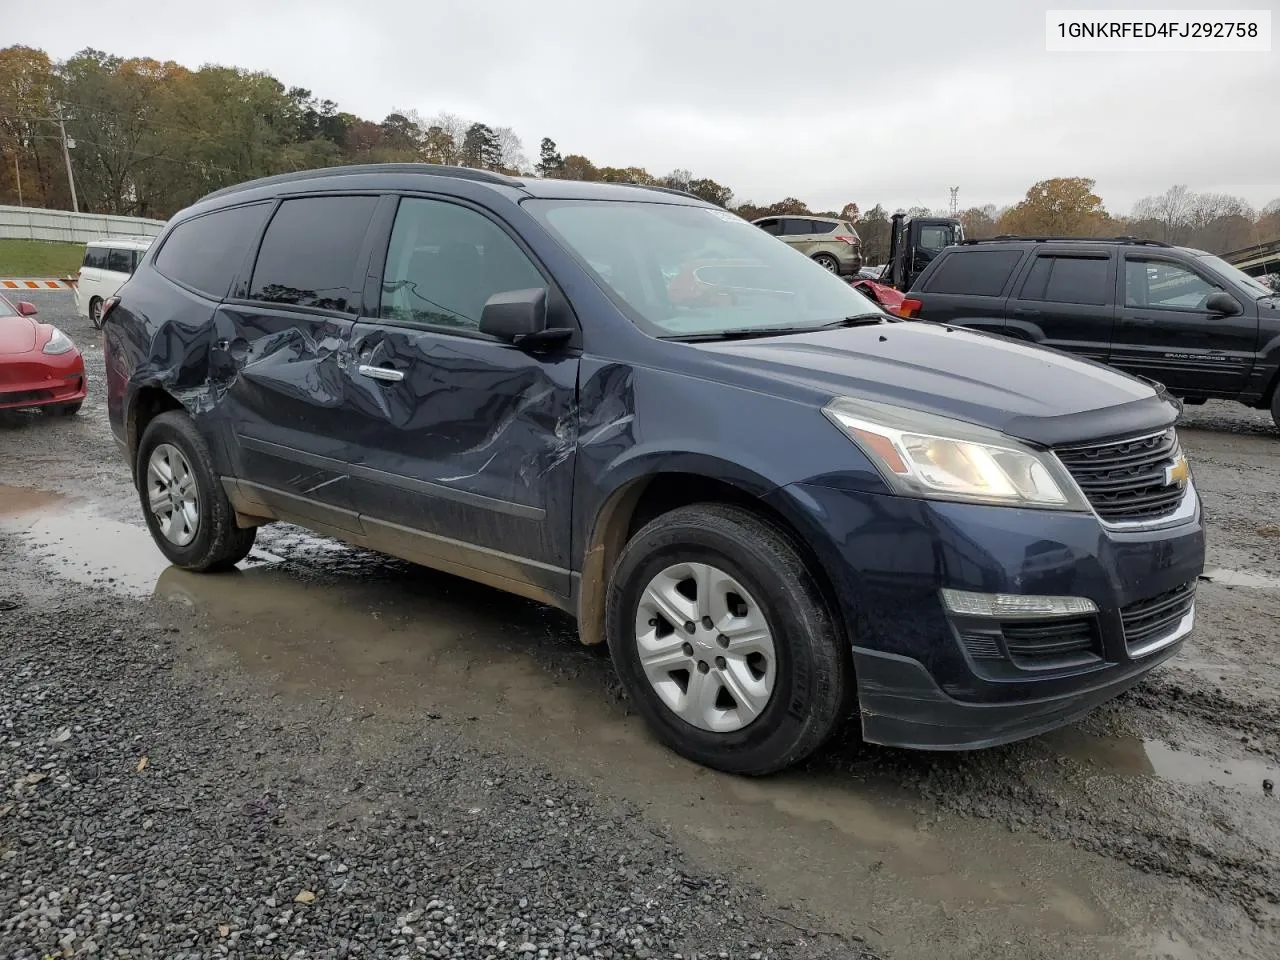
left=779, top=219, right=813, bottom=236
left=249, top=196, right=379, bottom=313
left=1019, top=256, right=1110, bottom=306
left=155, top=203, right=271, bottom=299
left=924, top=249, right=1024, bottom=296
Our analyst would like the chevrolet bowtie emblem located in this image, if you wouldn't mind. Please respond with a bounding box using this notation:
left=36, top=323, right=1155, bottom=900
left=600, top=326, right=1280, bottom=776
left=1165, top=455, right=1190, bottom=489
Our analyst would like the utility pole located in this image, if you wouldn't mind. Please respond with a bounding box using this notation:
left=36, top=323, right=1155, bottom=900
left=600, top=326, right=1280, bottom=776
left=949, top=186, right=959, bottom=219
left=11, top=149, right=21, bottom=206
left=56, top=105, right=78, bottom=213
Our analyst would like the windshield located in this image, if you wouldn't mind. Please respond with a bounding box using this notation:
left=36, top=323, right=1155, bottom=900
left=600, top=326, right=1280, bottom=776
left=524, top=199, right=886, bottom=337
left=1198, top=253, right=1275, bottom=297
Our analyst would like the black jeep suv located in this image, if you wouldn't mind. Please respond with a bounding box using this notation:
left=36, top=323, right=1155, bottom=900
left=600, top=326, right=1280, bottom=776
left=899, top=237, right=1280, bottom=431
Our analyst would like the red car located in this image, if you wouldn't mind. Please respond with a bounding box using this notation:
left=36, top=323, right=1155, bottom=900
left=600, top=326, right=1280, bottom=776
left=0, top=294, right=86, bottom=416
left=850, top=278, right=907, bottom=315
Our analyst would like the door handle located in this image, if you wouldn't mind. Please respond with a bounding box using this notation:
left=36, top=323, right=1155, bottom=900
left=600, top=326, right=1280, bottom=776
left=1012, top=307, right=1041, bottom=317
left=357, top=364, right=405, bottom=383
left=1124, top=316, right=1156, bottom=326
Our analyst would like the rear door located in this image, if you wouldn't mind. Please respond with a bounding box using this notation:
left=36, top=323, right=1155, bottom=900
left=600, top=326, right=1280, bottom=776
left=1003, top=248, right=1116, bottom=362
left=778, top=217, right=817, bottom=255
left=1111, top=253, right=1256, bottom=397
left=341, top=194, right=580, bottom=600
left=912, top=246, right=1026, bottom=333
left=213, top=193, right=381, bottom=532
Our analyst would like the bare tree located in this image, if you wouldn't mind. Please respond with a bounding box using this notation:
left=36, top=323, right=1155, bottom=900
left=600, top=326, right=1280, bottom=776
left=491, top=125, right=528, bottom=174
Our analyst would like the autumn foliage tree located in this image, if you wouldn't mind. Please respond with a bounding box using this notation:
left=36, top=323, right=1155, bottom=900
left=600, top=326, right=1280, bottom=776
left=0, top=44, right=1276, bottom=259
left=997, top=177, right=1111, bottom=237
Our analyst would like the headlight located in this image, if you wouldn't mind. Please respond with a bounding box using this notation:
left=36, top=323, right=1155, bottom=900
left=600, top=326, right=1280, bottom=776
left=43, top=327, right=75, bottom=355
left=822, top=396, right=1089, bottom=510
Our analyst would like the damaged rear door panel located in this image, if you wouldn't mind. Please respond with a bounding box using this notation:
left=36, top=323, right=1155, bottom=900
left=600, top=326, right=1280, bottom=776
left=341, top=195, right=580, bottom=601
left=213, top=194, right=381, bottom=531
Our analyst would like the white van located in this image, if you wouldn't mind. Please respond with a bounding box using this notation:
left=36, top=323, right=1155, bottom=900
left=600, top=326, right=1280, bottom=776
left=74, top=236, right=154, bottom=327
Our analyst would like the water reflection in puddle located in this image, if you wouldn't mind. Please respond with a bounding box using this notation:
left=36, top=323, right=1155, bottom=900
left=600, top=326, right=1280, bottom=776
left=1052, top=729, right=1277, bottom=794
left=0, top=484, right=279, bottom=597
left=1199, top=567, right=1280, bottom=590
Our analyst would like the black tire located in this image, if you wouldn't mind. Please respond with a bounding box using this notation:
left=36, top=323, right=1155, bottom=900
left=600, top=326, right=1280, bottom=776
left=1271, top=389, right=1280, bottom=435
left=89, top=297, right=103, bottom=330
left=605, top=503, right=850, bottom=775
left=812, top=253, right=840, bottom=273
left=136, top=410, right=255, bottom=571
left=44, top=401, right=82, bottom=416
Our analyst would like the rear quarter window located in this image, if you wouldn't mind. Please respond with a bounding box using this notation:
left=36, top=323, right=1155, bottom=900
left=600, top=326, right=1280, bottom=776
left=154, top=202, right=271, bottom=299
left=924, top=249, right=1024, bottom=296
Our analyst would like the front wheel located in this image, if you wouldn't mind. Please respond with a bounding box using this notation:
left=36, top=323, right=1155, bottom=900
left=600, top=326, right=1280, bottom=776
left=136, top=410, right=256, bottom=571
left=1271, top=389, right=1280, bottom=435
left=606, top=504, right=851, bottom=775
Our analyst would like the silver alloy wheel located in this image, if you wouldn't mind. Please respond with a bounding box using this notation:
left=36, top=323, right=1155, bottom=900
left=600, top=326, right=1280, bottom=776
left=146, top=443, right=200, bottom=547
left=817, top=256, right=839, bottom=273
left=89, top=299, right=102, bottom=326
left=634, top=561, right=777, bottom=733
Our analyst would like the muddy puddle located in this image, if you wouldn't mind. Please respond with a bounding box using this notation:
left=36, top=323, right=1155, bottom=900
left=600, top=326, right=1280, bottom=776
left=1050, top=728, right=1278, bottom=794
left=0, top=484, right=279, bottom=596
left=2, top=483, right=1267, bottom=957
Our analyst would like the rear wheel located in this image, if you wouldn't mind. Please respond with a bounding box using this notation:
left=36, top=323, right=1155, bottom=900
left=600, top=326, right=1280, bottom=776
left=606, top=504, right=850, bottom=775
left=1271, top=389, right=1280, bottom=435
left=813, top=253, right=840, bottom=273
left=88, top=297, right=103, bottom=329
left=136, top=410, right=255, bottom=571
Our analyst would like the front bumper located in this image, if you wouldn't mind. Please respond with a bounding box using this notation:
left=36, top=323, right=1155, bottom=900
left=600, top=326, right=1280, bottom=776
left=766, top=481, right=1205, bottom=749
left=0, top=358, right=87, bottom=410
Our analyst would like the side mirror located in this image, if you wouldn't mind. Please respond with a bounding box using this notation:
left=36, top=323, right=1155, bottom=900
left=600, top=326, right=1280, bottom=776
left=479, top=287, right=547, bottom=341
left=1205, top=291, right=1240, bottom=315
left=16, top=301, right=37, bottom=317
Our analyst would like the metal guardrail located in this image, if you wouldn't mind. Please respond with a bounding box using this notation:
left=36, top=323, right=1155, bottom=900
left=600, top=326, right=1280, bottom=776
left=1222, top=238, right=1280, bottom=277
left=0, top=205, right=166, bottom=244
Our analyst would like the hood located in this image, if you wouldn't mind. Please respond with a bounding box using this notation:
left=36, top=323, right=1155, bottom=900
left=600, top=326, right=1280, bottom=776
left=695, top=321, right=1178, bottom=447
left=0, top=316, right=37, bottom=355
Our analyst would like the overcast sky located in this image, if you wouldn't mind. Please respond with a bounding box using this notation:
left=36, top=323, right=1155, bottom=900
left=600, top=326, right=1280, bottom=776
left=5, top=0, right=1277, bottom=215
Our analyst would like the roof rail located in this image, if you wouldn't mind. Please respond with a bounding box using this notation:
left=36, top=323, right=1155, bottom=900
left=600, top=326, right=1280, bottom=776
left=961, top=235, right=1173, bottom=247
left=200, top=163, right=523, bottom=203
left=622, top=181, right=706, bottom=202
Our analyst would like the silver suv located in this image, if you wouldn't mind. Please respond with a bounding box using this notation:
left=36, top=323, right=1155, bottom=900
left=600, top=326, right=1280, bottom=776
left=752, top=216, right=863, bottom=276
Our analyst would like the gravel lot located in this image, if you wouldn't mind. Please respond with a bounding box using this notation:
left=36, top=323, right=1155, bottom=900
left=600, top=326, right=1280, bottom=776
left=2, top=290, right=1279, bottom=960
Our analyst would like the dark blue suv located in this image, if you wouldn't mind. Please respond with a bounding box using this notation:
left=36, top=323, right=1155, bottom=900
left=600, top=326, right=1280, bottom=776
left=103, top=164, right=1205, bottom=774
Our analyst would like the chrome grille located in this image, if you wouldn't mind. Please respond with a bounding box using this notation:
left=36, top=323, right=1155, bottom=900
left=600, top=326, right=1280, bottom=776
left=1055, top=429, right=1185, bottom=524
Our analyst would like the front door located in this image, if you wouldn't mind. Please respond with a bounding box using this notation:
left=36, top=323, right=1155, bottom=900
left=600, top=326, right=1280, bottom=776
left=215, top=193, right=381, bottom=532
left=1111, top=253, right=1256, bottom=397
left=343, top=195, right=580, bottom=601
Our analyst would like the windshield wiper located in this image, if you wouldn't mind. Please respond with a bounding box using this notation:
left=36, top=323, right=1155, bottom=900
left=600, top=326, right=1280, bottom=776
left=665, top=313, right=887, bottom=342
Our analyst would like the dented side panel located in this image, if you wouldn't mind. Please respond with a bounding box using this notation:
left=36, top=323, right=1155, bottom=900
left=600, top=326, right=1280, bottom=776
left=211, top=302, right=362, bottom=520
left=342, top=321, right=579, bottom=589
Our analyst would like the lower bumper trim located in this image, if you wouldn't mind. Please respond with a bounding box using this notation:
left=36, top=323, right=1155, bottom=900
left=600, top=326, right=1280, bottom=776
left=853, top=642, right=1183, bottom=751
